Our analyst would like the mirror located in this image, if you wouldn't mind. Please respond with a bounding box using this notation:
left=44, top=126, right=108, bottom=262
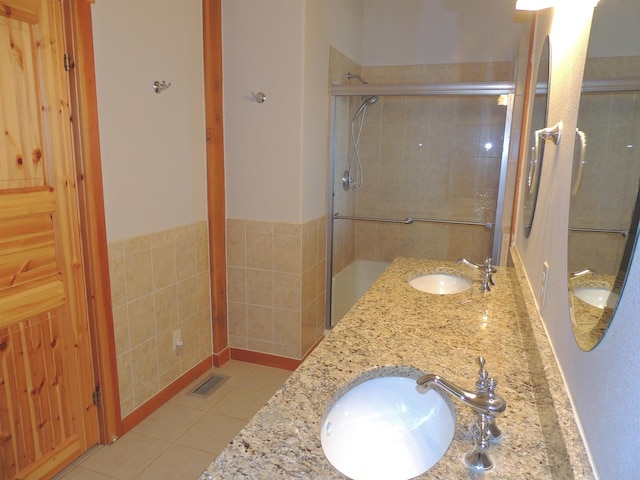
left=522, top=36, right=550, bottom=238
left=567, top=0, right=640, bottom=350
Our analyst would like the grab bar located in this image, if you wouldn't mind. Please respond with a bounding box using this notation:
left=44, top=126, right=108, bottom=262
left=333, top=213, right=413, bottom=224
left=333, top=213, right=493, bottom=230
left=569, top=227, right=628, bottom=237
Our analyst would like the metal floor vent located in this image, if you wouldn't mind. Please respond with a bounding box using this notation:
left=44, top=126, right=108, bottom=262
left=191, top=374, right=228, bottom=397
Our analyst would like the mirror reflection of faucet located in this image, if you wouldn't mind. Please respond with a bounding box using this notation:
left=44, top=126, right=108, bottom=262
left=570, top=268, right=598, bottom=278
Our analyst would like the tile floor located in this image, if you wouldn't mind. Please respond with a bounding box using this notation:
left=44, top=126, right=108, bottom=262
left=53, top=360, right=292, bottom=480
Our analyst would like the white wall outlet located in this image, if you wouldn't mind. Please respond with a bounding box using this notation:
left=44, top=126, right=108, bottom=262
left=173, top=329, right=183, bottom=355
left=541, top=261, right=550, bottom=307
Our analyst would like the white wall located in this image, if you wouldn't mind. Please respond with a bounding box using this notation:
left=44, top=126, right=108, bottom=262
left=361, top=0, right=526, bottom=66
left=301, top=1, right=331, bottom=221
left=514, top=4, right=640, bottom=478
left=222, top=0, right=305, bottom=223
left=327, top=0, right=364, bottom=70
left=92, top=0, right=207, bottom=241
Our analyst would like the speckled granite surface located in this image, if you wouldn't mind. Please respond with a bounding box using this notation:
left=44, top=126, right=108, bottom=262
left=199, top=253, right=594, bottom=479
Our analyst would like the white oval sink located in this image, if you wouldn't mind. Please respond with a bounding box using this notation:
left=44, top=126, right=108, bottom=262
left=320, top=373, right=456, bottom=480
left=573, top=286, right=619, bottom=309
left=409, top=273, right=472, bottom=294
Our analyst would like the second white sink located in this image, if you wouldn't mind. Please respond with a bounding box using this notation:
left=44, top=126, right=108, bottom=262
left=573, top=286, right=619, bottom=309
left=409, top=273, right=472, bottom=294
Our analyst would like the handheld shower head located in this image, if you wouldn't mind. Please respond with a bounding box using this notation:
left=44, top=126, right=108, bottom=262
left=364, top=95, right=378, bottom=106
left=351, top=96, right=379, bottom=121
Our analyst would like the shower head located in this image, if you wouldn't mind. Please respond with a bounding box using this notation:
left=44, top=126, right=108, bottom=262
left=363, top=95, right=378, bottom=106
left=345, top=72, right=368, bottom=84
left=352, top=96, right=379, bottom=121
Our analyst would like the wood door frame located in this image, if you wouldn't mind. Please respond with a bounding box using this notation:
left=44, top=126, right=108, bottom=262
left=62, top=0, right=122, bottom=444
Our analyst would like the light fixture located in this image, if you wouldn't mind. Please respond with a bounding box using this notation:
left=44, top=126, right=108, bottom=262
left=515, top=0, right=554, bottom=10
left=516, top=0, right=599, bottom=10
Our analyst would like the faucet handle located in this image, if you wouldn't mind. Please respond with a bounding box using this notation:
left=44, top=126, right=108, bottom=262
left=486, top=378, right=504, bottom=440
left=487, top=377, right=499, bottom=398
left=477, top=356, right=487, bottom=375
left=475, top=357, right=489, bottom=393
left=484, top=257, right=497, bottom=273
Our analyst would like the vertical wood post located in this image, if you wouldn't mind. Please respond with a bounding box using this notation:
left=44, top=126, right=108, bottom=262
left=202, top=0, right=229, bottom=364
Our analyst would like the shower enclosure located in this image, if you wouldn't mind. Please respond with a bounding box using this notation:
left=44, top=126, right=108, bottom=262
left=327, top=82, right=516, bottom=327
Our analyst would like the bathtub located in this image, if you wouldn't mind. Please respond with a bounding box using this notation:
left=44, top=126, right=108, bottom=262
left=331, top=259, right=390, bottom=326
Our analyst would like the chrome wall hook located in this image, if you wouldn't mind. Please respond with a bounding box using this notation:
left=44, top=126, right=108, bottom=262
left=252, top=91, right=266, bottom=103
left=153, top=80, right=171, bottom=94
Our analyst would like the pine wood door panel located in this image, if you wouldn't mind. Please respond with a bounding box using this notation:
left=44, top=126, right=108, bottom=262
left=0, top=313, right=75, bottom=477
left=0, top=2, right=46, bottom=190
left=0, top=0, right=98, bottom=478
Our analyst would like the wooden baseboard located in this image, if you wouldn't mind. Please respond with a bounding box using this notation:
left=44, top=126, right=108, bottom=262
left=230, top=348, right=301, bottom=371
left=212, top=346, right=230, bottom=367
left=121, top=356, right=213, bottom=434
left=229, top=336, right=324, bottom=371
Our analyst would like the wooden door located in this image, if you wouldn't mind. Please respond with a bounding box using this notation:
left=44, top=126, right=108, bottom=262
left=0, top=1, right=99, bottom=478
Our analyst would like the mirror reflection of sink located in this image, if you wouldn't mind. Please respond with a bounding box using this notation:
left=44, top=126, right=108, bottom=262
left=409, top=273, right=472, bottom=294
left=320, top=369, right=456, bottom=480
left=573, top=286, right=619, bottom=309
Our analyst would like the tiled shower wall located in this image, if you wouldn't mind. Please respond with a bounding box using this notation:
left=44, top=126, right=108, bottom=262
left=107, top=221, right=212, bottom=418
left=226, top=218, right=326, bottom=360
left=330, top=46, right=517, bottom=275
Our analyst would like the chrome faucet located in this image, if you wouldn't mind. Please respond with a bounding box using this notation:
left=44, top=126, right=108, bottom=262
left=456, top=257, right=497, bottom=292
left=417, top=357, right=506, bottom=471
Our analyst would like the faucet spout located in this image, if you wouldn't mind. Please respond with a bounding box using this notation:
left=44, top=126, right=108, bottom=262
left=456, top=258, right=482, bottom=270
left=417, top=374, right=506, bottom=416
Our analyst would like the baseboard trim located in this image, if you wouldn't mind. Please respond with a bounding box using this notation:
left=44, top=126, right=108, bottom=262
left=121, top=356, right=213, bottom=434
left=230, top=348, right=301, bottom=371
left=212, top=346, right=230, bottom=367
left=230, top=337, right=324, bottom=371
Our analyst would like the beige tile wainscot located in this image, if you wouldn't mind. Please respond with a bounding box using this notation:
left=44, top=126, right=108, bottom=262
left=199, top=254, right=594, bottom=479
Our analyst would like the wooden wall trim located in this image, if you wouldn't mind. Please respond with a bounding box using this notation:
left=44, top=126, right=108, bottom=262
left=65, top=0, right=122, bottom=444
left=510, top=15, right=537, bottom=242
left=230, top=349, right=302, bottom=371
left=229, top=337, right=324, bottom=371
left=202, top=0, right=228, bottom=357
left=212, top=346, right=231, bottom=367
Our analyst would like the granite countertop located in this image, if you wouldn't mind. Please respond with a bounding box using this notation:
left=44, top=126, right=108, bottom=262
left=200, top=253, right=594, bottom=479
